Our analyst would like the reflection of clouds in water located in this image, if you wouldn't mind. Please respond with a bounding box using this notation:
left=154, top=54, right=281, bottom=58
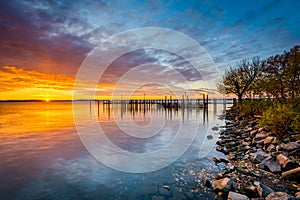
left=15, top=156, right=121, bottom=200
left=15, top=156, right=173, bottom=200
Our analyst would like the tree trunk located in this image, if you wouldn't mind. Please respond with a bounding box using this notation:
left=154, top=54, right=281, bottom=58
left=238, top=94, right=243, bottom=105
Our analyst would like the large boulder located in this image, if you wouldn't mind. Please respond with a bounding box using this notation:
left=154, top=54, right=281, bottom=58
left=228, top=191, right=249, bottom=200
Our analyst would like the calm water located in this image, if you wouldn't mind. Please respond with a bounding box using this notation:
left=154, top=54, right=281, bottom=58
left=0, top=101, right=230, bottom=200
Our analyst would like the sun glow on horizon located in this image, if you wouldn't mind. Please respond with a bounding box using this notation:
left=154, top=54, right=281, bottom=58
left=0, top=65, right=223, bottom=101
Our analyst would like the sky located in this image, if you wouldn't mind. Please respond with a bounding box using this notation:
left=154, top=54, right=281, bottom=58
left=0, top=0, right=299, bottom=100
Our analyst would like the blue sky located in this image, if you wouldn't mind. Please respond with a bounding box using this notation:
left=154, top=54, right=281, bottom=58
left=0, top=0, right=299, bottom=99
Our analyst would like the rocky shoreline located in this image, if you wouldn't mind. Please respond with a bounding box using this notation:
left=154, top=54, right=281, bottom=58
left=209, top=106, right=300, bottom=200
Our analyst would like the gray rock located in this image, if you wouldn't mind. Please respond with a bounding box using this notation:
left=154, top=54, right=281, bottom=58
left=282, top=137, right=290, bottom=143
left=265, top=192, right=289, bottom=200
left=207, top=135, right=213, bottom=140
left=281, top=142, right=300, bottom=152
left=222, top=165, right=235, bottom=175
left=251, top=150, right=270, bottom=163
left=228, top=191, right=249, bottom=200
left=212, top=126, right=219, bottom=131
left=254, top=182, right=274, bottom=198
left=265, top=160, right=281, bottom=173
left=258, top=157, right=272, bottom=169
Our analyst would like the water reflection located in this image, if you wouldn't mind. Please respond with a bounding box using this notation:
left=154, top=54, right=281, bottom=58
left=0, top=100, right=231, bottom=199
left=74, top=100, right=230, bottom=173
left=93, top=101, right=227, bottom=125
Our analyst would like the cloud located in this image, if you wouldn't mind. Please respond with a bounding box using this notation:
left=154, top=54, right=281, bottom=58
left=0, top=66, right=75, bottom=92
left=0, top=1, right=93, bottom=75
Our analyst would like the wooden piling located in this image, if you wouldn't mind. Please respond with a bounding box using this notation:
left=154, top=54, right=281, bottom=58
left=97, top=100, right=99, bottom=116
left=206, top=95, right=208, bottom=107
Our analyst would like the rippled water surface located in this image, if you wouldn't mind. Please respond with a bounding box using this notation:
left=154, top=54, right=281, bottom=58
left=0, top=101, right=230, bottom=200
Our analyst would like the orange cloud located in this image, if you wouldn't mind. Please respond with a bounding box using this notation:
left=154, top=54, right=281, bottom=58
left=0, top=66, right=163, bottom=100
left=0, top=66, right=79, bottom=100
left=0, top=66, right=75, bottom=91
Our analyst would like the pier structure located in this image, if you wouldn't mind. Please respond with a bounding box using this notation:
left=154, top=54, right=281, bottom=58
left=89, top=95, right=231, bottom=120
left=99, top=94, right=210, bottom=109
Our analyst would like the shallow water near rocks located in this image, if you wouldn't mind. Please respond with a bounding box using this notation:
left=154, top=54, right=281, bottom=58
left=0, top=101, right=231, bottom=199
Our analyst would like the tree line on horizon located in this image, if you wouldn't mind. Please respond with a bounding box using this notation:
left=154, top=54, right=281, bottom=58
left=218, top=45, right=300, bottom=103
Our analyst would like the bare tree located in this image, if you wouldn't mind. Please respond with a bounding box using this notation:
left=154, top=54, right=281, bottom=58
left=217, top=57, right=262, bottom=104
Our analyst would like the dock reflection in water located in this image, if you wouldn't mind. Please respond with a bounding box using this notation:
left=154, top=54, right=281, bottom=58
left=96, top=99, right=228, bottom=125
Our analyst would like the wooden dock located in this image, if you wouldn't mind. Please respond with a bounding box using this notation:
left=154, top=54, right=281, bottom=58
left=100, top=94, right=209, bottom=109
